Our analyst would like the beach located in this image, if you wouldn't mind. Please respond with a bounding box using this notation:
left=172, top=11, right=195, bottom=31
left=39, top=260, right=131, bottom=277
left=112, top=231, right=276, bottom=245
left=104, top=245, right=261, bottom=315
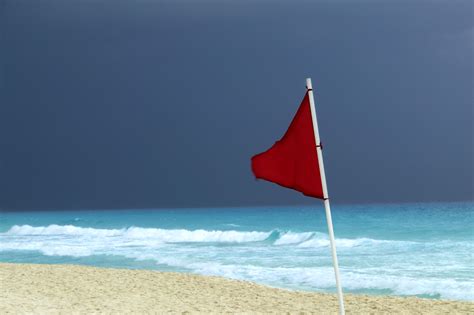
left=1, top=204, right=473, bottom=302
left=0, top=263, right=472, bottom=314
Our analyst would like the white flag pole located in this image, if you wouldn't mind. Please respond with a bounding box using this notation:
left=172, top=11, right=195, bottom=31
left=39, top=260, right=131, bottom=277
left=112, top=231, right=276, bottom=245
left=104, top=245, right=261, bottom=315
left=306, top=78, right=345, bottom=315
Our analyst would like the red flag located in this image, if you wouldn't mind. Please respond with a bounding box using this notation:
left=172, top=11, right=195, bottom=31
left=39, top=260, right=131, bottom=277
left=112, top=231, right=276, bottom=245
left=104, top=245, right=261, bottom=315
left=251, top=92, right=324, bottom=199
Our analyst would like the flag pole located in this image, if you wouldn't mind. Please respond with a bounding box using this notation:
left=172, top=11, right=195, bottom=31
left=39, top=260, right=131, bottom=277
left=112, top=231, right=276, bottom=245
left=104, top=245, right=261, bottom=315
left=306, top=78, right=345, bottom=315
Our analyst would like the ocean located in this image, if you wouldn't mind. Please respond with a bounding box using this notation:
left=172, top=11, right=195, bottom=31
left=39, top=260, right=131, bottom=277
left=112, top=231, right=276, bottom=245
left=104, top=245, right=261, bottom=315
left=0, top=202, right=472, bottom=301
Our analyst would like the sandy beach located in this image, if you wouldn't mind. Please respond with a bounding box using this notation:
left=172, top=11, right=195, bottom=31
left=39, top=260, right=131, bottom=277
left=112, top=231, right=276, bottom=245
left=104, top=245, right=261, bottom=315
left=0, top=263, right=472, bottom=314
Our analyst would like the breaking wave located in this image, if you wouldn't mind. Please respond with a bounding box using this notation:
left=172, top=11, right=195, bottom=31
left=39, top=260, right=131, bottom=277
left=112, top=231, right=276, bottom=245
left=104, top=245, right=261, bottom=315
left=2, top=225, right=467, bottom=249
left=2, top=224, right=416, bottom=248
left=1, top=224, right=473, bottom=300
left=4, top=225, right=270, bottom=243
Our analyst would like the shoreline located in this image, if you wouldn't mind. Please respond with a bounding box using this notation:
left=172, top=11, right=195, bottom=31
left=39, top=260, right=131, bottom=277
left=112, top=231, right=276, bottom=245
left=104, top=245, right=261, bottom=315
left=0, top=263, right=472, bottom=314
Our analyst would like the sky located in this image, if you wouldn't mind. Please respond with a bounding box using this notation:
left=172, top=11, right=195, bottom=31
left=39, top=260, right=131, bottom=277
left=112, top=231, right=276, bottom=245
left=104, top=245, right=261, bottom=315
left=1, top=0, right=473, bottom=210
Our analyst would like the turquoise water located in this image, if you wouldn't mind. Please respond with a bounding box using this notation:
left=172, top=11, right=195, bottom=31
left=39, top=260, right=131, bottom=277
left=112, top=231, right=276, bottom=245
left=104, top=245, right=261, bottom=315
left=0, top=202, right=472, bottom=300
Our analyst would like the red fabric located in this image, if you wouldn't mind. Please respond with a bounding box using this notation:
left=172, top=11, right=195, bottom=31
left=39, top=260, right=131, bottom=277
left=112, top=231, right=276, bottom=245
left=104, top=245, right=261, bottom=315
left=251, top=93, right=324, bottom=199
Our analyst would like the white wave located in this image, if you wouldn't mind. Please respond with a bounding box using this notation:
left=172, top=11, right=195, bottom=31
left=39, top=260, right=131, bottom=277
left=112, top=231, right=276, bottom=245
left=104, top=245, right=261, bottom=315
left=1, top=224, right=473, bottom=300
left=7, top=224, right=124, bottom=237
left=3, top=225, right=459, bottom=250
left=4, top=225, right=270, bottom=243
left=123, top=227, right=269, bottom=243
left=274, top=232, right=314, bottom=245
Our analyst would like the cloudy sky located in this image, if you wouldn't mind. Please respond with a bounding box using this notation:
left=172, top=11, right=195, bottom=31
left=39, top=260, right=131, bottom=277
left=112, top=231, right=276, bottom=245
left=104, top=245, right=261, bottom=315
left=1, top=0, right=473, bottom=210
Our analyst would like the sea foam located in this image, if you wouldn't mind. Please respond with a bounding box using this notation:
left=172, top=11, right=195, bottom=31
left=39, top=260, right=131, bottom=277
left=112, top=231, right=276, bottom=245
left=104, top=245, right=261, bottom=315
left=5, top=225, right=270, bottom=243
left=1, top=223, right=473, bottom=301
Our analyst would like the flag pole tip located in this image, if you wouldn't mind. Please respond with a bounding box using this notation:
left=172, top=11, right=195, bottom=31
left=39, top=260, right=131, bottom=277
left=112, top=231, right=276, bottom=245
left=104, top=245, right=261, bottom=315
left=306, top=78, right=313, bottom=90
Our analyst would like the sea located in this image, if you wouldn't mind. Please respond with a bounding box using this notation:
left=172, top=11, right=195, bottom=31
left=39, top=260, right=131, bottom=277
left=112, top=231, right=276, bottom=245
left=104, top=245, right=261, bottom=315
left=0, top=202, right=472, bottom=301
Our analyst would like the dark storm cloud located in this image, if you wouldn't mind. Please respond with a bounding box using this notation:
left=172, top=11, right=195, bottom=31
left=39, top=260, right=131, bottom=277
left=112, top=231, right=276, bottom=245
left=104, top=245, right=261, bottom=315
left=1, top=0, right=472, bottom=210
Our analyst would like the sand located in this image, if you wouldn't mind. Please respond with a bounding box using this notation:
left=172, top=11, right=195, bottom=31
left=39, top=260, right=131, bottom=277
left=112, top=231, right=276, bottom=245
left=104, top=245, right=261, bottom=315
left=0, top=263, right=472, bottom=314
